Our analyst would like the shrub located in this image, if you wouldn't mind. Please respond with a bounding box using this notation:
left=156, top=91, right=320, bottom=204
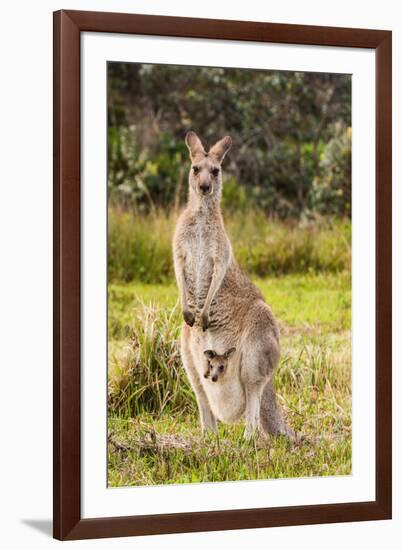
left=310, top=124, right=352, bottom=217
left=108, top=128, right=188, bottom=210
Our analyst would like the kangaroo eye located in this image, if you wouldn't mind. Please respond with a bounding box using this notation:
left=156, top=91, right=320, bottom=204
left=211, top=168, right=219, bottom=177
left=192, top=166, right=200, bottom=174
left=219, top=365, right=224, bottom=371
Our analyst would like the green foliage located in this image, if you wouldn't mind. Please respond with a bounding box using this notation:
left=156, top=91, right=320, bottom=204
left=221, top=177, right=249, bottom=212
left=108, top=272, right=351, bottom=484
left=108, top=129, right=188, bottom=209
left=108, top=207, right=351, bottom=283
left=108, top=64, right=351, bottom=218
left=310, top=124, right=352, bottom=216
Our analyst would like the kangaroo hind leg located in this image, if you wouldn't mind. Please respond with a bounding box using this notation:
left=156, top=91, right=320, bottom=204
left=260, top=378, right=295, bottom=439
left=244, top=384, right=263, bottom=438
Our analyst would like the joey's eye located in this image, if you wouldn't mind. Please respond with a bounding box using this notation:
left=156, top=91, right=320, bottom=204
left=192, top=166, right=200, bottom=174
left=211, top=168, right=219, bottom=177
left=219, top=365, right=224, bottom=372
left=210, top=364, right=213, bottom=369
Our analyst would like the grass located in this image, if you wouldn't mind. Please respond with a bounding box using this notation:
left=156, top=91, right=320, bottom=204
left=108, top=410, right=351, bottom=486
left=108, top=272, right=351, bottom=486
left=108, top=206, right=351, bottom=283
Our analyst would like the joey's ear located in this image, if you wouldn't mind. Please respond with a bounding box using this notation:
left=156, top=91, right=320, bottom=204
left=185, top=131, right=206, bottom=160
left=224, top=347, right=236, bottom=359
left=209, top=135, right=232, bottom=163
left=204, top=350, right=216, bottom=360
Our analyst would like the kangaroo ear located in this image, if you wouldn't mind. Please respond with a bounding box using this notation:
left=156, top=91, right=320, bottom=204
left=209, top=135, right=232, bottom=163
left=185, top=131, right=206, bottom=160
left=204, top=349, right=216, bottom=359
left=225, top=347, right=236, bottom=359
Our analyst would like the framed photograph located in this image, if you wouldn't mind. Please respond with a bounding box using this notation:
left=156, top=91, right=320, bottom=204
left=53, top=10, right=392, bottom=540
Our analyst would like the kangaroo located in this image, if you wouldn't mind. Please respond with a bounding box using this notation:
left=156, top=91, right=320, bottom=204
left=173, top=131, right=294, bottom=438
left=203, top=348, right=236, bottom=382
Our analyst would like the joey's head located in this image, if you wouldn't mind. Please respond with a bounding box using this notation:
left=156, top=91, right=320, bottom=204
left=185, top=131, right=232, bottom=200
left=203, top=347, right=236, bottom=382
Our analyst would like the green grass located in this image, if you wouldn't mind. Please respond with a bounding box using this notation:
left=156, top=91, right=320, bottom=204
left=108, top=411, right=351, bottom=486
left=108, top=207, right=351, bottom=283
left=108, top=272, right=351, bottom=486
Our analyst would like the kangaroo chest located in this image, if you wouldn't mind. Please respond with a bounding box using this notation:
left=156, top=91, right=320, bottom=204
left=183, top=220, right=217, bottom=305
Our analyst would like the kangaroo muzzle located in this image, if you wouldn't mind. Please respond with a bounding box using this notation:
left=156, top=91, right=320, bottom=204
left=199, top=182, right=211, bottom=195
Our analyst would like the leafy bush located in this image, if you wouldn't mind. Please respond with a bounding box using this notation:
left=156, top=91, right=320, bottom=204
left=108, top=129, right=189, bottom=210
left=221, top=177, right=249, bottom=212
left=310, top=124, right=352, bottom=217
left=108, top=63, right=351, bottom=218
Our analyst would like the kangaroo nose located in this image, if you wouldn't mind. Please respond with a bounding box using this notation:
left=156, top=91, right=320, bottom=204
left=212, top=375, right=218, bottom=382
left=200, top=183, right=211, bottom=194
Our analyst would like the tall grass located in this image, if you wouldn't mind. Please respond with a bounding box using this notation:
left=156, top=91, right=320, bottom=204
left=108, top=302, right=195, bottom=417
left=108, top=206, right=351, bottom=283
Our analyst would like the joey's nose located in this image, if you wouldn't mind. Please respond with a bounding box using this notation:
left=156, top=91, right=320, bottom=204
left=200, top=183, right=211, bottom=194
left=212, top=375, right=218, bottom=382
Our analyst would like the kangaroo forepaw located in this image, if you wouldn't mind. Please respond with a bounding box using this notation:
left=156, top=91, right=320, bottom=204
left=201, top=312, right=209, bottom=331
left=183, top=309, right=195, bottom=327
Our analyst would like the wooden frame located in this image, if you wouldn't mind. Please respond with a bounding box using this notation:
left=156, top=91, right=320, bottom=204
left=53, top=9, right=392, bottom=541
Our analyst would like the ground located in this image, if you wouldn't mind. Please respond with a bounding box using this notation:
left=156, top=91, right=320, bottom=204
left=107, top=271, right=351, bottom=486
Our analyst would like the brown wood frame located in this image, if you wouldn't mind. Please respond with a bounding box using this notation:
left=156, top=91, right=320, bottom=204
left=53, top=9, right=392, bottom=541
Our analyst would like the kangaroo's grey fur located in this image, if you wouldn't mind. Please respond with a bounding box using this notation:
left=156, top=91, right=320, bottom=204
left=173, top=131, right=294, bottom=438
